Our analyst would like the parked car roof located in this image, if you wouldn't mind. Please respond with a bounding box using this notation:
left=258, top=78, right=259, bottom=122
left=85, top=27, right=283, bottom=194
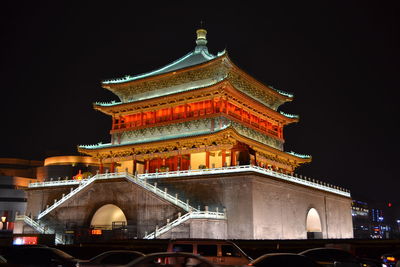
left=78, top=250, right=145, bottom=266
left=249, top=253, right=320, bottom=267
left=126, top=252, right=216, bottom=267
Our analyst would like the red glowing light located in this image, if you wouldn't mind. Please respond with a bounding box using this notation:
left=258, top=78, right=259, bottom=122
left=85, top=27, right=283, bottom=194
left=91, top=229, right=102, bottom=235
left=388, top=203, right=392, bottom=207
left=73, top=170, right=83, bottom=180
left=13, top=236, right=38, bottom=245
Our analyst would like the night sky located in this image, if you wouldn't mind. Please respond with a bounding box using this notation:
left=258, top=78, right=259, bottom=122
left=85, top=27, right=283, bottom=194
left=1, top=2, right=399, bottom=214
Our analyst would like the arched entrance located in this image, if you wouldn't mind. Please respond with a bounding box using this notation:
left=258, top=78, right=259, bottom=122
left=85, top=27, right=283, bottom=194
left=90, top=204, right=127, bottom=230
left=306, top=208, right=322, bottom=239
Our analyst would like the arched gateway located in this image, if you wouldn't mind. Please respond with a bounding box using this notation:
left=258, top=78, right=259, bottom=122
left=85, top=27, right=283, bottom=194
left=90, top=204, right=127, bottom=230
left=306, top=208, right=323, bottom=239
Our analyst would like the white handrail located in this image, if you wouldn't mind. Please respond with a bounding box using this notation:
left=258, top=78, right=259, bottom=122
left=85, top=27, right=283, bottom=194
left=143, top=211, right=226, bottom=239
left=30, top=166, right=350, bottom=198
left=38, top=175, right=99, bottom=219
left=29, top=179, right=82, bottom=188
left=136, top=165, right=350, bottom=197
left=37, top=172, right=198, bottom=220
left=15, top=215, right=63, bottom=244
left=118, top=172, right=198, bottom=213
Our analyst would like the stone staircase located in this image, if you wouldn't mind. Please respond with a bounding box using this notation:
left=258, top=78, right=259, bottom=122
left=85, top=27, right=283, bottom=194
left=143, top=210, right=226, bottom=239
left=15, top=215, right=64, bottom=244
left=36, top=172, right=199, bottom=220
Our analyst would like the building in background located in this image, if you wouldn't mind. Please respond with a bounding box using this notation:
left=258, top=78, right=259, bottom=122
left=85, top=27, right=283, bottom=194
left=0, top=158, right=42, bottom=231
left=370, top=208, right=391, bottom=239
left=352, top=199, right=400, bottom=239
left=37, top=156, right=102, bottom=181
left=351, top=200, right=370, bottom=239
left=1, top=156, right=101, bottom=233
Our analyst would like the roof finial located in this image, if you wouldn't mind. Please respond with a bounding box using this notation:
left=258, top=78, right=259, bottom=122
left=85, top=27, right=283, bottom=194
left=196, top=25, right=207, bottom=47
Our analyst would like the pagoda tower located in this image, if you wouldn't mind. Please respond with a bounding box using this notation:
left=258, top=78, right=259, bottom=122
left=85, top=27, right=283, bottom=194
left=16, top=29, right=353, bottom=242
left=78, top=29, right=311, bottom=174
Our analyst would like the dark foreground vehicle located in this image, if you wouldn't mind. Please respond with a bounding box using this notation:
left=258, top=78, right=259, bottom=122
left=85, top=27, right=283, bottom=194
left=299, top=247, right=380, bottom=267
left=167, top=239, right=251, bottom=266
left=76, top=250, right=145, bottom=266
left=1, top=245, right=80, bottom=267
left=126, top=252, right=216, bottom=267
left=247, top=253, right=320, bottom=267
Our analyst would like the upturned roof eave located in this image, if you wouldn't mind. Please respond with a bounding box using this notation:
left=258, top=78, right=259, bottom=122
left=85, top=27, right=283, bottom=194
left=78, top=126, right=311, bottom=164
left=100, top=52, right=292, bottom=102
left=93, top=79, right=299, bottom=125
left=101, top=50, right=226, bottom=89
left=223, top=54, right=293, bottom=102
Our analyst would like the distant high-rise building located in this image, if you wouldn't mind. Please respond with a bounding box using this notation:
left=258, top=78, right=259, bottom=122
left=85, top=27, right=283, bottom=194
left=351, top=200, right=370, bottom=239
left=370, top=208, right=391, bottom=239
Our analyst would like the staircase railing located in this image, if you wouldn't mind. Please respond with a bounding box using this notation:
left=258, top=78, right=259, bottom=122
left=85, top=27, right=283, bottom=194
left=38, top=175, right=98, bottom=219
left=30, top=165, right=350, bottom=197
left=37, top=172, right=198, bottom=220
left=143, top=210, right=226, bottom=239
left=15, top=215, right=63, bottom=244
left=122, top=172, right=198, bottom=213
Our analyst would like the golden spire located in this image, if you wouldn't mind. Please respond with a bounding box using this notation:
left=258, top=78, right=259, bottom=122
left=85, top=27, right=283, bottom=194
left=196, top=28, right=208, bottom=46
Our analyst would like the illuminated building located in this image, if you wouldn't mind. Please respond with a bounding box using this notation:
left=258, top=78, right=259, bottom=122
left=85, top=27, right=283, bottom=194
left=37, top=156, right=103, bottom=181
left=370, top=208, right=391, bottom=239
left=0, top=158, right=41, bottom=231
left=78, top=29, right=309, bottom=174
left=15, top=29, right=354, bottom=243
left=351, top=200, right=370, bottom=239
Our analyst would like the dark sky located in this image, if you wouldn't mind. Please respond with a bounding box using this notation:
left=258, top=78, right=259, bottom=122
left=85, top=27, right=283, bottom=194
left=1, top=2, right=399, bottom=212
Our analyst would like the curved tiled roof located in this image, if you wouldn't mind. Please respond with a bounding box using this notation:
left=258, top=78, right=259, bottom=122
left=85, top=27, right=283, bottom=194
left=102, top=45, right=225, bottom=85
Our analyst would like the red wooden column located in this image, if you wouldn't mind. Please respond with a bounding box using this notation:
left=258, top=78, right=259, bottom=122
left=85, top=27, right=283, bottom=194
left=110, top=162, right=115, bottom=173
left=178, top=154, right=182, bottom=170
left=145, top=160, right=149, bottom=172
left=162, top=158, right=166, bottom=169
left=184, top=104, right=187, bottom=118
left=211, top=98, right=215, bottom=113
left=133, top=159, right=137, bottom=174
left=173, top=156, right=178, bottom=171
left=99, top=159, right=104, bottom=174
left=221, top=150, right=226, bottom=167
left=206, top=151, right=210, bottom=168
left=231, top=149, right=237, bottom=166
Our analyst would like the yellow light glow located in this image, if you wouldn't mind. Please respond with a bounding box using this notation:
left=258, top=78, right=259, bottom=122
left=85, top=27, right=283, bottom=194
left=91, top=229, right=102, bottom=235
left=306, top=208, right=322, bottom=232
left=387, top=257, right=396, bottom=262
left=44, top=156, right=99, bottom=166
left=90, top=204, right=127, bottom=230
left=190, top=152, right=206, bottom=169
